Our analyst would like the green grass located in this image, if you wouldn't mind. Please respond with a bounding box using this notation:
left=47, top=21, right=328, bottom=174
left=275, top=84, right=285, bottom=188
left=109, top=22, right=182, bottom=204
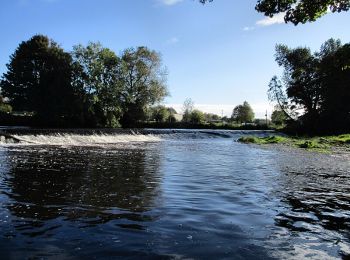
left=238, top=135, right=287, bottom=144
left=325, top=134, right=350, bottom=144
left=238, top=134, right=350, bottom=152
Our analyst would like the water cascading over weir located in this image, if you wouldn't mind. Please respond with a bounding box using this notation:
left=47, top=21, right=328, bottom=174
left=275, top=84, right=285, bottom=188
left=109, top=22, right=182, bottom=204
left=0, top=128, right=273, bottom=146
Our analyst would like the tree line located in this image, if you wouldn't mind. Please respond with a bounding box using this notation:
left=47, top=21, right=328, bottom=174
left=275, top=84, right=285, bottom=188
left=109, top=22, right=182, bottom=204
left=145, top=99, right=258, bottom=126
left=0, top=35, right=168, bottom=127
left=181, top=98, right=256, bottom=125
left=0, top=33, right=261, bottom=130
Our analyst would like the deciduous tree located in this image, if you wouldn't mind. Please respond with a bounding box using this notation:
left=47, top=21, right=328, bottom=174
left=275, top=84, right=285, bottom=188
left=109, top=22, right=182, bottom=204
left=72, top=42, right=122, bottom=127
left=119, top=47, right=168, bottom=127
left=182, top=98, right=194, bottom=123
left=269, top=39, right=350, bottom=133
left=231, top=101, right=255, bottom=123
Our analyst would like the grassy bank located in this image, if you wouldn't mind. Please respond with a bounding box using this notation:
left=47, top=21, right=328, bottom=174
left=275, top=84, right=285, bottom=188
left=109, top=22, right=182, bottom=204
left=238, top=134, right=350, bottom=152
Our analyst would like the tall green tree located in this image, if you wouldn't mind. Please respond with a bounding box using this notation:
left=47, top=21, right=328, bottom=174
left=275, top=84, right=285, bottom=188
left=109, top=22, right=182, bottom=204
left=231, top=101, right=255, bottom=123
left=274, top=44, right=322, bottom=122
left=0, top=35, right=80, bottom=126
left=119, top=47, right=168, bottom=127
left=72, top=42, right=122, bottom=127
left=190, top=109, right=205, bottom=124
left=269, top=39, right=350, bottom=133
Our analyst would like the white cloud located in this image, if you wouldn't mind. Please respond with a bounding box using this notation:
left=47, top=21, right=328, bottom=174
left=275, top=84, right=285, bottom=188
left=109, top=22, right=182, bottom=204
left=243, top=26, right=255, bottom=31
left=256, top=13, right=285, bottom=26
left=158, top=0, right=184, bottom=6
left=166, top=37, right=179, bottom=45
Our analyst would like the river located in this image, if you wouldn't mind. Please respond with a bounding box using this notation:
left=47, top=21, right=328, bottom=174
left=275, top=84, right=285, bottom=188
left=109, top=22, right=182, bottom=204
left=0, top=129, right=349, bottom=259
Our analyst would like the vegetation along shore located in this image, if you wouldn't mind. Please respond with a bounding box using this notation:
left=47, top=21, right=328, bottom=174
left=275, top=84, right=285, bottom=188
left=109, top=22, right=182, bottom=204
left=238, top=134, right=350, bottom=152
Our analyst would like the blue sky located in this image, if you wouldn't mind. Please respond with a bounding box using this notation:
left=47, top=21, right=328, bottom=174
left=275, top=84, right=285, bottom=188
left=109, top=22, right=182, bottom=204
left=1, top=0, right=349, bottom=117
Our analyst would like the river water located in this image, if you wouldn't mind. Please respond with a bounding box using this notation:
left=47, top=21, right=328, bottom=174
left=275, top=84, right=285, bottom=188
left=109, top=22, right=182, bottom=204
left=0, top=130, right=349, bottom=259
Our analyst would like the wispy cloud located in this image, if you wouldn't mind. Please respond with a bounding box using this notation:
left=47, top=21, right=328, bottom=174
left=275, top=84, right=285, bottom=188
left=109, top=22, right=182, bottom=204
left=166, top=37, right=179, bottom=45
left=158, top=0, right=184, bottom=6
left=256, top=13, right=285, bottom=26
left=242, top=26, right=255, bottom=32
left=243, top=13, right=285, bottom=32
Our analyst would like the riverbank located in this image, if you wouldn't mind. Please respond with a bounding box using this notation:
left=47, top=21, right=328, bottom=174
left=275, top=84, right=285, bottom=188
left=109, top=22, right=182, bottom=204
left=137, top=122, right=270, bottom=130
left=238, top=134, right=350, bottom=153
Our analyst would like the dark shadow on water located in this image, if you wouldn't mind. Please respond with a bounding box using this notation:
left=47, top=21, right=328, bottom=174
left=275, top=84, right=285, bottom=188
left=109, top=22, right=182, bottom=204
left=1, top=146, right=162, bottom=240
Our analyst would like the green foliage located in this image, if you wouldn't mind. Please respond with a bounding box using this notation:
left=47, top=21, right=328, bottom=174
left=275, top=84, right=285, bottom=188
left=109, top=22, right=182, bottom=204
left=255, top=0, right=350, bottom=25
left=263, top=135, right=287, bottom=143
left=238, top=135, right=286, bottom=144
left=0, top=103, right=12, bottom=113
left=180, top=99, right=206, bottom=124
left=0, top=96, right=12, bottom=113
left=238, top=134, right=350, bottom=152
left=0, top=35, right=168, bottom=128
left=271, top=106, right=287, bottom=125
left=269, top=39, right=350, bottom=134
left=200, top=0, right=350, bottom=25
left=119, top=47, right=168, bottom=127
left=204, top=113, right=221, bottom=122
left=72, top=42, right=122, bottom=127
left=0, top=35, right=82, bottom=126
left=325, top=134, right=350, bottom=144
left=190, top=109, right=205, bottom=124
left=231, top=101, right=255, bottom=123
left=151, top=105, right=171, bottom=123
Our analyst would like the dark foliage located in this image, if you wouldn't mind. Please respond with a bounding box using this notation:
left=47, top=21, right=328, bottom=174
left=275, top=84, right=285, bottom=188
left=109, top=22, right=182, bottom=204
left=0, top=35, right=83, bottom=127
left=269, top=39, right=350, bottom=134
left=0, top=36, right=168, bottom=128
left=199, top=0, right=350, bottom=25
left=255, top=0, right=350, bottom=25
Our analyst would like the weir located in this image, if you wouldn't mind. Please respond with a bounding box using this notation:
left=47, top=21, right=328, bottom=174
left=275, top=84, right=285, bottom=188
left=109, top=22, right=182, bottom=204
left=0, top=128, right=274, bottom=146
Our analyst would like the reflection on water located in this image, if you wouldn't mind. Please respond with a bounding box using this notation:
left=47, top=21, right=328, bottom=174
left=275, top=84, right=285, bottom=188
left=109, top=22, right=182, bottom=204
left=267, top=151, right=350, bottom=259
left=0, top=131, right=349, bottom=259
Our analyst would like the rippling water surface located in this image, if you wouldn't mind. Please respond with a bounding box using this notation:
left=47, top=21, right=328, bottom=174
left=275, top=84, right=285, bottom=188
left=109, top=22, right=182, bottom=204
left=0, top=130, right=349, bottom=259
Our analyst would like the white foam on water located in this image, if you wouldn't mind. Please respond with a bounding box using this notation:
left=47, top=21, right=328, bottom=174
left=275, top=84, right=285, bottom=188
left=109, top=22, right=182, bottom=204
left=0, top=129, right=275, bottom=147
left=2, top=133, right=162, bottom=146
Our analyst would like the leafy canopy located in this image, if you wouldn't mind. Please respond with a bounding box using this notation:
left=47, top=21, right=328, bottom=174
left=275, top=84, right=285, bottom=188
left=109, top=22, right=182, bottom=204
left=119, top=47, right=168, bottom=126
left=231, top=101, right=255, bottom=123
left=72, top=42, right=122, bottom=127
left=0, top=35, right=169, bottom=127
left=0, top=35, right=81, bottom=125
left=199, top=0, right=350, bottom=25
left=268, top=39, right=350, bottom=134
